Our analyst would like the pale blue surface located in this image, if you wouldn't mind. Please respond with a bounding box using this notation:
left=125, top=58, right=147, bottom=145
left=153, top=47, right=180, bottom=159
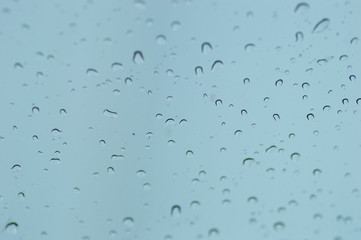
left=0, top=0, right=361, bottom=239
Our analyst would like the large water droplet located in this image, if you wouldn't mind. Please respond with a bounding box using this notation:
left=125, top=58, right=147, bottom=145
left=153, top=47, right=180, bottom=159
left=5, top=222, right=18, bottom=234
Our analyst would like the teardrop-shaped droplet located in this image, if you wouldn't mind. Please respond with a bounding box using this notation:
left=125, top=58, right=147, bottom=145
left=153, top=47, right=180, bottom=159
left=211, top=60, right=223, bottom=72
left=295, top=31, right=304, bottom=42
left=201, top=42, right=212, bottom=54
left=133, top=51, right=144, bottom=64
left=171, top=205, right=181, bottom=217
left=312, top=18, right=330, bottom=33
left=195, top=66, right=203, bottom=76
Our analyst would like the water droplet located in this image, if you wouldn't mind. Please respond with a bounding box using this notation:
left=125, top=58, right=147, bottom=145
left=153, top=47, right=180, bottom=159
left=342, top=98, right=349, bottom=104
left=243, top=157, right=254, bottom=166
left=50, top=158, right=60, bottom=164
left=201, top=42, right=212, bottom=54
left=312, top=18, right=330, bottom=33
left=306, top=113, right=314, bottom=120
left=302, top=82, right=310, bottom=89
left=317, top=59, right=328, bottom=65
left=186, top=150, right=194, bottom=156
left=103, top=109, right=118, bottom=118
left=5, top=222, right=18, bottom=234
left=275, top=79, right=283, bottom=87
left=273, top=114, right=280, bottom=121
left=295, top=31, right=304, bottom=42
left=234, top=130, right=243, bottom=136
left=143, top=183, right=151, bottom=190
left=195, top=66, right=203, bottom=76
left=273, top=221, right=285, bottom=231
left=179, top=119, right=188, bottom=126
left=243, top=78, right=250, bottom=85
left=125, top=77, right=133, bottom=85
left=32, top=106, right=39, bottom=114
left=18, top=192, right=25, bottom=199
left=11, top=164, right=21, bottom=172
left=339, top=55, right=348, bottom=61
left=349, top=75, right=356, bottom=81
left=111, top=63, right=123, bottom=71
left=155, top=35, right=167, bottom=45
left=215, top=99, right=222, bottom=106
left=294, top=2, right=310, bottom=13
left=211, top=60, right=223, bottom=71
left=313, top=169, right=322, bottom=176
left=240, top=109, right=248, bottom=115
left=111, top=154, right=124, bottom=161
left=290, top=152, right=301, bottom=160
left=123, top=217, right=134, bottom=227
left=171, top=21, right=181, bottom=31
left=266, top=145, right=277, bottom=153
left=244, top=43, right=255, bottom=51
left=190, top=201, right=200, bottom=209
left=14, top=62, right=23, bottom=70
left=86, top=68, right=98, bottom=77
left=107, top=167, right=115, bottom=174
left=247, top=196, right=258, bottom=204
left=356, top=98, right=361, bottom=105
left=59, top=109, right=67, bottom=115
left=136, top=170, right=146, bottom=177
left=133, top=51, right=144, bottom=64
left=351, top=37, right=359, bottom=44
left=208, top=228, right=219, bottom=237
left=171, top=205, right=181, bottom=217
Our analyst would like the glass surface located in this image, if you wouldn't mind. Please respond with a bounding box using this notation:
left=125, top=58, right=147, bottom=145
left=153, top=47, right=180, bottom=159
left=0, top=0, right=360, bottom=239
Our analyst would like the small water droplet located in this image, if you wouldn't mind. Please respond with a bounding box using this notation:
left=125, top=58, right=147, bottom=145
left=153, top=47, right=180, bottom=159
left=273, top=221, right=285, bottom=231
left=313, top=169, right=322, bottom=176
left=349, top=75, right=356, bottom=81
left=133, top=51, right=144, bottom=64
left=295, top=31, right=304, bottom=42
left=111, top=154, right=124, bottom=161
left=123, top=217, right=134, bottom=227
left=247, top=196, right=258, bottom=204
left=190, top=201, right=200, bottom=209
left=351, top=37, right=359, bottom=44
left=356, top=98, right=361, bottom=105
left=273, top=114, right=280, bottom=121
left=18, top=192, right=25, bottom=199
left=312, top=18, right=330, bottom=33
left=156, top=34, right=167, bottom=44
left=143, top=183, right=151, bottom=190
left=59, top=109, right=67, bottom=115
left=243, top=157, right=254, bottom=166
left=208, top=228, right=219, bottom=237
left=14, top=62, right=23, bottom=70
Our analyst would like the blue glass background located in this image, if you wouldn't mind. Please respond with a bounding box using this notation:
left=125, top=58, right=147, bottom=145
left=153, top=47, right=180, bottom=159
left=0, top=0, right=360, bottom=239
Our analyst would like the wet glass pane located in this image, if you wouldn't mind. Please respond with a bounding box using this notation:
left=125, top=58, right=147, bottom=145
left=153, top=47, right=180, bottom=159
left=1, top=0, right=360, bottom=239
